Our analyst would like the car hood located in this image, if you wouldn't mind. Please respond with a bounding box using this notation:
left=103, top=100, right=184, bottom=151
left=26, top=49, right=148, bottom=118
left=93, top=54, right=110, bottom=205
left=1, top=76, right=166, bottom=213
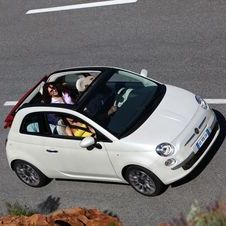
left=123, top=85, right=199, bottom=145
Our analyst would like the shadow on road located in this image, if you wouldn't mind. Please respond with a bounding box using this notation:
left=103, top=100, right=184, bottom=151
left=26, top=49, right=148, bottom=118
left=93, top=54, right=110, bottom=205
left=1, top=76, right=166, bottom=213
left=172, top=109, right=226, bottom=187
left=36, top=195, right=61, bottom=214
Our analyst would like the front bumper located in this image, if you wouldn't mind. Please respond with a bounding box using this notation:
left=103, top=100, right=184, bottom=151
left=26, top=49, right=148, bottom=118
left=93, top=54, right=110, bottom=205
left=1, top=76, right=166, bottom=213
left=172, top=122, right=219, bottom=170
left=160, top=109, right=220, bottom=185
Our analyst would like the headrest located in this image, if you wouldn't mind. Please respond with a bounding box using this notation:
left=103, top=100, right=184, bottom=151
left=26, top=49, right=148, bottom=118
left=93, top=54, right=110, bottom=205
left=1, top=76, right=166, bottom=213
left=76, top=75, right=95, bottom=92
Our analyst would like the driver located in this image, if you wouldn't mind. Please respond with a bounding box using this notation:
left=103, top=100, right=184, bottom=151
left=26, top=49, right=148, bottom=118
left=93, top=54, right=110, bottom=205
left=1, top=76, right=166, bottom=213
left=76, top=75, right=117, bottom=124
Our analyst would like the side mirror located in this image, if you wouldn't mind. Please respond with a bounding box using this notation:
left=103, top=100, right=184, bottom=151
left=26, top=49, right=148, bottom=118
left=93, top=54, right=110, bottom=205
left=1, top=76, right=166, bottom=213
left=140, top=69, right=148, bottom=77
left=80, top=136, right=95, bottom=148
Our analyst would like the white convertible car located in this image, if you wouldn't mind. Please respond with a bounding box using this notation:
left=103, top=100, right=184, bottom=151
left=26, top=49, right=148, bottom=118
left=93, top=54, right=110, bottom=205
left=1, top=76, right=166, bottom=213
left=4, top=67, right=220, bottom=196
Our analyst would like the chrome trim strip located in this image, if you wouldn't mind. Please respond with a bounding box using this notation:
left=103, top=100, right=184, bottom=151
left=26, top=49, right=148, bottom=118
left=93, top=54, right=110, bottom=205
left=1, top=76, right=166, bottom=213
left=184, top=133, right=195, bottom=146
left=199, top=117, right=206, bottom=129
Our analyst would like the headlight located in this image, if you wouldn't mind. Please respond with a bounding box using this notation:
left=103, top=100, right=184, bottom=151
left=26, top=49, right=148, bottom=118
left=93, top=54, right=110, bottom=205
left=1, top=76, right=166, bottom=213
left=156, top=143, right=175, bottom=157
left=195, top=95, right=208, bottom=110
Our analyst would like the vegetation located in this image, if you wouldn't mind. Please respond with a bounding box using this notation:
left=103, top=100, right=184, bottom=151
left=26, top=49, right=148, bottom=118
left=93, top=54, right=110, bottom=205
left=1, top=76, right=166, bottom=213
left=166, top=200, right=226, bottom=226
left=5, top=201, right=35, bottom=216
left=3, top=199, right=226, bottom=226
left=2, top=201, right=121, bottom=226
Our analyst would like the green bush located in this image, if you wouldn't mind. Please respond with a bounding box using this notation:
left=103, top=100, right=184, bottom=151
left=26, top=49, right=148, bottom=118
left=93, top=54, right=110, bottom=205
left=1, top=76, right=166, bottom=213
left=5, top=201, right=35, bottom=216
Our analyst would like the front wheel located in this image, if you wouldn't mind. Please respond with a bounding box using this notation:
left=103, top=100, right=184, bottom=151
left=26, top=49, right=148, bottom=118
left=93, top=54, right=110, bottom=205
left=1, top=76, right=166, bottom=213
left=125, top=166, right=167, bottom=196
left=14, top=160, right=52, bottom=187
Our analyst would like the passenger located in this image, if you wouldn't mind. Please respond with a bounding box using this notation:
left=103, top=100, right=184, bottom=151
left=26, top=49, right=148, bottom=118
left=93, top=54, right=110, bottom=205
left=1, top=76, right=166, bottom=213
left=43, top=82, right=75, bottom=104
left=65, top=119, right=96, bottom=138
left=43, top=82, right=75, bottom=134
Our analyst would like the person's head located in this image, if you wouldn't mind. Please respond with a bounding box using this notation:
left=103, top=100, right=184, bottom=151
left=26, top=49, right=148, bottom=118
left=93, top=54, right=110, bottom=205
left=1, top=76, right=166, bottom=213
left=43, top=82, right=62, bottom=103
left=76, top=75, right=96, bottom=92
left=48, top=84, right=59, bottom=96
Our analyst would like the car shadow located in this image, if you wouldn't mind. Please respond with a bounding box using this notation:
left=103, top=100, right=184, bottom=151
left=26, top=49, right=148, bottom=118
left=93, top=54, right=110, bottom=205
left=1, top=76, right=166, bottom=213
left=171, top=109, right=226, bottom=187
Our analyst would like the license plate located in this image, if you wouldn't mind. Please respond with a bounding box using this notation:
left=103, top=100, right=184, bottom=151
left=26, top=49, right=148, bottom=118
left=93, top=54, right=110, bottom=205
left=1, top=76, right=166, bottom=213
left=196, top=128, right=211, bottom=149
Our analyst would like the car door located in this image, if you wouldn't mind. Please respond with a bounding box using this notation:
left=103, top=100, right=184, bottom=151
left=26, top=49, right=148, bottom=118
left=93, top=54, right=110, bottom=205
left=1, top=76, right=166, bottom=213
left=42, top=111, right=118, bottom=180
left=17, top=111, right=57, bottom=173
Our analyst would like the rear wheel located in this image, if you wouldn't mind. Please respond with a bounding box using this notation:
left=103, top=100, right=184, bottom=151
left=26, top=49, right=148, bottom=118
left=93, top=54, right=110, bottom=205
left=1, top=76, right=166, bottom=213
left=125, top=166, right=167, bottom=196
left=14, top=160, right=51, bottom=187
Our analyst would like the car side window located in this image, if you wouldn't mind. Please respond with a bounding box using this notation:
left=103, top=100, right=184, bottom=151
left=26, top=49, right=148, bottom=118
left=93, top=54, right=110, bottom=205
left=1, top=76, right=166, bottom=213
left=20, top=112, right=46, bottom=135
left=45, top=112, right=96, bottom=140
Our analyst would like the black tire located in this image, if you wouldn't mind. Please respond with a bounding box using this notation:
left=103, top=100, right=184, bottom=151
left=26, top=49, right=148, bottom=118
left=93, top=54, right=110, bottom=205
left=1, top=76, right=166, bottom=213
left=125, top=166, right=167, bottom=196
left=14, top=160, right=52, bottom=187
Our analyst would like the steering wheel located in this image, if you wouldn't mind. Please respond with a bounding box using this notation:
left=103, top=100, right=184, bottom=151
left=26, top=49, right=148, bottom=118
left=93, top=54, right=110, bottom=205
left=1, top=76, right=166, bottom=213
left=114, top=88, right=134, bottom=108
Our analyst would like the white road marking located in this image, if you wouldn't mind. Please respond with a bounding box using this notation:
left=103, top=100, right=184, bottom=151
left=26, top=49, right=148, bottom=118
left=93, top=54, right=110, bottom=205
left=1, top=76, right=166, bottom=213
left=205, top=99, right=226, bottom=104
left=26, top=0, right=138, bottom=14
left=4, top=101, right=18, bottom=106
left=3, top=99, right=226, bottom=106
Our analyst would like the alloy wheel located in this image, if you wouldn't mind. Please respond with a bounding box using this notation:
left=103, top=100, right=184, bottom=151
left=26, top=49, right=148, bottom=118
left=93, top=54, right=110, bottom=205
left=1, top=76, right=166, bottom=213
left=15, top=162, right=41, bottom=186
left=127, top=168, right=157, bottom=195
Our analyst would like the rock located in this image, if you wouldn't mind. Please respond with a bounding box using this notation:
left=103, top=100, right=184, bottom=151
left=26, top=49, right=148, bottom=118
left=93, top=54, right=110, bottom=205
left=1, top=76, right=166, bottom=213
left=0, top=207, right=122, bottom=226
left=29, top=214, right=49, bottom=225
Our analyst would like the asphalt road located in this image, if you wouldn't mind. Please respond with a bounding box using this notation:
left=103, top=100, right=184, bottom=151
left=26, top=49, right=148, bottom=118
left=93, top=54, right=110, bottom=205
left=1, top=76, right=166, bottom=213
left=1, top=0, right=226, bottom=225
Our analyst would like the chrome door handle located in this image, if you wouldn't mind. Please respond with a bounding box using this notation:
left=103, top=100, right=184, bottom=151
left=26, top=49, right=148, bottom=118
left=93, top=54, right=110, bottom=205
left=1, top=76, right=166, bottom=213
left=46, top=149, right=58, bottom=153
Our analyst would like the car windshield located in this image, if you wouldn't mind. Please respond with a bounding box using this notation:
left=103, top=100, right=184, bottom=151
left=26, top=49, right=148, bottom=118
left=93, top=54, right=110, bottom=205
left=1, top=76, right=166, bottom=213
left=78, top=69, right=165, bottom=138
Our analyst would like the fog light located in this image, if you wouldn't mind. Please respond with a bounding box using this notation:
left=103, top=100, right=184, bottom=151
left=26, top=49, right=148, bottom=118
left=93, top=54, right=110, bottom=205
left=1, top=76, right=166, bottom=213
left=165, top=158, right=176, bottom=167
